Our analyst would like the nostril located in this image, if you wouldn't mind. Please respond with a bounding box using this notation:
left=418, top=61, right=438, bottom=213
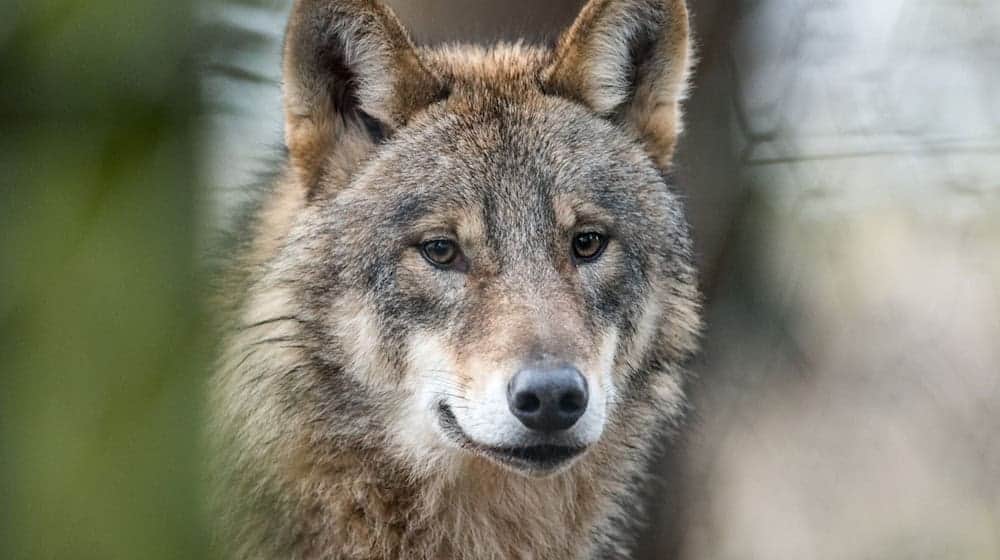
left=514, top=392, right=541, bottom=413
left=558, top=391, right=584, bottom=414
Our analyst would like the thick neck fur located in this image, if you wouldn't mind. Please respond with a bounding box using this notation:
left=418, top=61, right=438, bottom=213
left=279, top=445, right=612, bottom=559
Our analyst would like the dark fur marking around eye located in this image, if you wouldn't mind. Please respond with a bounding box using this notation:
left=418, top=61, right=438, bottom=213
left=388, top=194, right=432, bottom=228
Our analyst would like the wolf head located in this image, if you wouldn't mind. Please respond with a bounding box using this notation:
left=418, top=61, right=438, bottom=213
left=225, top=0, right=700, bottom=481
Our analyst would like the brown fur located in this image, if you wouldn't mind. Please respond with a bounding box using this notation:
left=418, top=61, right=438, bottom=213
left=212, top=1, right=700, bottom=558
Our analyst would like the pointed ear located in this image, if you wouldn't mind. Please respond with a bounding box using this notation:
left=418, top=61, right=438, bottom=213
left=543, top=0, right=692, bottom=169
left=282, top=0, right=447, bottom=191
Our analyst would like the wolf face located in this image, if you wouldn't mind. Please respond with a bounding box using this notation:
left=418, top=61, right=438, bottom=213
left=216, top=0, right=701, bottom=555
left=292, top=90, right=692, bottom=475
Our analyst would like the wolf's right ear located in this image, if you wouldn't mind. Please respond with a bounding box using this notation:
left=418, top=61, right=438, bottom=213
left=282, top=0, right=446, bottom=191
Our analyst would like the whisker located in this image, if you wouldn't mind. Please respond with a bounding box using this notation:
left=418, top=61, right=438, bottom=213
left=236, top=315, right=307, bottom=332
left=247, top=336, right=305, bottom=348
left=228, top=347, right=260, bottom=373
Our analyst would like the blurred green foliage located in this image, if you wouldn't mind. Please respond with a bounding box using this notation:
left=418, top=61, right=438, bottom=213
left=1, top=0, right=212, bottom=557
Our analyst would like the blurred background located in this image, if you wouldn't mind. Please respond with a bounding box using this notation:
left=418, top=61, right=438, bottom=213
left=3, top=0, right=998, bottom=558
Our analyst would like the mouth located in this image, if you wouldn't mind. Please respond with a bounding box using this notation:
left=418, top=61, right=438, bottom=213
left=437, top=402, right=587, bottom=474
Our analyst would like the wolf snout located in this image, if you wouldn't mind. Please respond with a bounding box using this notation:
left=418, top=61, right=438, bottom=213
left=507, top=365, right=589, bottom=433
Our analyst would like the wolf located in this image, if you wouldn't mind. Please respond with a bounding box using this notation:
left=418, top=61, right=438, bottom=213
left=211, top=0, right=701, bottom=557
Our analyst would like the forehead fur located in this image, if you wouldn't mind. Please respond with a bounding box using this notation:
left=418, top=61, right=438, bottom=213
left=421, top=43, right=552, bottom=92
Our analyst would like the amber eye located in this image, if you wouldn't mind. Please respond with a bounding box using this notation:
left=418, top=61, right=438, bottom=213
left=572, top=232, right=607, bottom=262
left=421, top=239, right=460, bottom=268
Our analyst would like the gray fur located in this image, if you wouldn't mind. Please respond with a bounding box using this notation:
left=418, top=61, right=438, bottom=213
left=212, top=1, right=701, bottom=558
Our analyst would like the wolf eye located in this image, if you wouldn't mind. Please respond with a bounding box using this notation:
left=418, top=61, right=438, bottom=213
left=421, top=239, right=460, bottom=268
left=572, top=232, right=607, bottom=262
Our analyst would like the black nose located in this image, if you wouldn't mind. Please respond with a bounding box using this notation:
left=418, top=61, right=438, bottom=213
left=507, top=365, right=589, bottom=432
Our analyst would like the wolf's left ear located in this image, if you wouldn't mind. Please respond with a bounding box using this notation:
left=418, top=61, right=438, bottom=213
left=543, top=0, right=692, bottom=169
